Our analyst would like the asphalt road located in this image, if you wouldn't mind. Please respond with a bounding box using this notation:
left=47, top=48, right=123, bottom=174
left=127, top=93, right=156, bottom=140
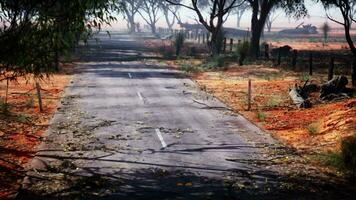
left=16, top=33, right=353, bottom=200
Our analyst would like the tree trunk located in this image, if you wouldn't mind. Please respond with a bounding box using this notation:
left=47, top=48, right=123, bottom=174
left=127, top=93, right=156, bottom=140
left=320, top=76, right=349, bottom=99
left=128, top=16, right=136, bottom=33
left=151, top=24, right=157, bottom=35
left=35, top=82, right=44, bottom=112
left=249, top=2, right=272, bottom=59
left=344, top=23, right=356, bottom=57
left=250, top=24, right=263, bottom=58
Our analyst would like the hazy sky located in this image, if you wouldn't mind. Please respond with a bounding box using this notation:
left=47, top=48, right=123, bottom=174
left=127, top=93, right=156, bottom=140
left=109, top=0, right=348, bottom=30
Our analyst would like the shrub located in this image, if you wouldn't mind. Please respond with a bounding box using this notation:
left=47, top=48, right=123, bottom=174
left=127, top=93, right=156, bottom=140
left=268, top=95, right=281, bottom=107
left=204, top=55, right=226, bottom=69
left=179, top=63, right=201, bottom=73
left=236, top=41, right=250, bottom=65
left=159, top=46, right=175, bottom=59
left=307, top=122, right=320, bottom=135
left=300, top=74, right=310, bottom=82
left=341, top=136, right=356, bottom=182
left=174, top=32, right=185, bottom=56
left=25, top=97, right=35, bottom=108
left=212, top=55, right=225, bottom=68
left=16, top=114, right=30, bottom=123
left=0, top=100, right=10, bottom=115
left=256, top=110, right=266, bottom=121
left=188, top=47, right=197, bottom=57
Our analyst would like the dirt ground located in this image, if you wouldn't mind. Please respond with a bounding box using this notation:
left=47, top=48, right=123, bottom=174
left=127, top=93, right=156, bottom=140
left=0, top=64, right=73, bottom=199
left=163, top=58, right=356, bottom=156
left=269, top=41, right=351, bottom=51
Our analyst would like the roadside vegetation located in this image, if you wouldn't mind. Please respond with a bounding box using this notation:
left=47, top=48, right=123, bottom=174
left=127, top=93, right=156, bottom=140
left=141, top=0, right=356, bottom=184
left=0, top=0, right=121, bottom=198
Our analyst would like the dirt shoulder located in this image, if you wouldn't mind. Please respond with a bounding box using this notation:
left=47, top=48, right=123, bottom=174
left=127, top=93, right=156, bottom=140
left=162, top=59, right=355, bottom=155
left=0, top=64, right=73, bottom=199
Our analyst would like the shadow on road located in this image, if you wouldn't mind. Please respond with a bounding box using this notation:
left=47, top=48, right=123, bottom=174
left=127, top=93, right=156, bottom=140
left=16, top=149, right=355, bottom=200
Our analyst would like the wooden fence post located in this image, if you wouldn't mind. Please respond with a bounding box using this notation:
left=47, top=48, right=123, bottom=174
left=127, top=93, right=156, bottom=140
left=277, top=48, right=281, bottom=66
left=5, top=78, right=9, bottom=104
left=248, top=79, right=252, bottom=111
left=328, top=56, right=335, bottom=81
left=230, top=38, right=234, bottom=53
left=198, top=33, right=201, bottom=44
left=264, top=43, right=269, bottom=60
left=35, top=82, right=44, bottom=112
left=202, top=33, right=206, bottom=44
left=309, top=53, right=313, bottom=76
left=223, top=38, right=227, bottom=53
left=291, top=49, right=298, bottom=70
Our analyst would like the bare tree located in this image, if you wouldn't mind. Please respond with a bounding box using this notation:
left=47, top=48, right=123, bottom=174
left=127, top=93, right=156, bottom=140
left=320, top=0, right=356, bottom=56
left=122, top=0, right=142, bottom=33
left=138, top=0, right=162, bottom=35
left=166, top=0, right=244, bottom=55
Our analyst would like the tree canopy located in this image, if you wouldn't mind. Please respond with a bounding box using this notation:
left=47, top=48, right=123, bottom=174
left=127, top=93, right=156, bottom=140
left=0, top=0, right=120, bottom=81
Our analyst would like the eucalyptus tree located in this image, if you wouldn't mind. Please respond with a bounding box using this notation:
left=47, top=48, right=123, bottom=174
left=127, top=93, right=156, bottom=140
left=246, top=0, right=308, bottom=58
left=166, top=0, right=245, bottom=55
left=319, top=0, right=356, bottom=56
left=122, top=0, right=142, bottom=33
left=138, top=0, right=162, bottom=35
left=0, top=0, right=120, bottom=81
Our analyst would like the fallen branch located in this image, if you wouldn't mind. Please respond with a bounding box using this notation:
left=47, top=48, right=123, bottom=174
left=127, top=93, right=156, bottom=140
left=192, top=99, right=232, bottom=111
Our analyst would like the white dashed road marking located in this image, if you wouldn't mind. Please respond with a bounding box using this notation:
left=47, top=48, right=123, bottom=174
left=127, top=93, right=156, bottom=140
left=155, top=129, right=167, bottom=148
left=137, top=92, right=144, bottom=102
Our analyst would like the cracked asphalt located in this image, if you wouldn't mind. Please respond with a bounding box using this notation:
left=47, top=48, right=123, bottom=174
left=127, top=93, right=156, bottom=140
left=16, top=33, right=354, bottom=200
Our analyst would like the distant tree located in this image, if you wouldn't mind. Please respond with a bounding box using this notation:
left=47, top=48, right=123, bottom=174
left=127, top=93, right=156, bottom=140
left=138, top=0, right=162, bottom=35
left=233, top=1, right=249, bottom=28
left=319, top=0, right=356, bottom=56
left=321, top=22, right=331, bottom=44
left=265, top=7, right=282, bottom=32
left=122, top=0, right=142, bottom=33
left=166, top=0, right=244, bottom=55
left=246, top=0, right=308, bottom=58
left=161, top=0, right=182, bottom=32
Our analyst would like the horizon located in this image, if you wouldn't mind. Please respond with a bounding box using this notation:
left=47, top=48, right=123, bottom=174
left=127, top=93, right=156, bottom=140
left=108, top=0, right=351, bottom=31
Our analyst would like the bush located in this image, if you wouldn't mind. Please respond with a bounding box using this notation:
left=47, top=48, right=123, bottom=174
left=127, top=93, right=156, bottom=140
left=205, top=55, right=226, bottom=69
left=341, top=136, right=356, bottom=181
left=179, top=63, right=201, bottom=73
left=159, top=46, right=175, bottom=59
left=0, top=100, right=10, bottom=115
left=256, top=110, right=266, bottom=121
left=236, top=41, right=250, bottom=65
left=268, top=95, right=281, bottom=107
left=307, top=122, right=320, bottom=135
left=174, top=32, right=185, bottom=56
left=25, top=97, right=35, bottom=108
left=188, top=47, right=197, bottom=57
